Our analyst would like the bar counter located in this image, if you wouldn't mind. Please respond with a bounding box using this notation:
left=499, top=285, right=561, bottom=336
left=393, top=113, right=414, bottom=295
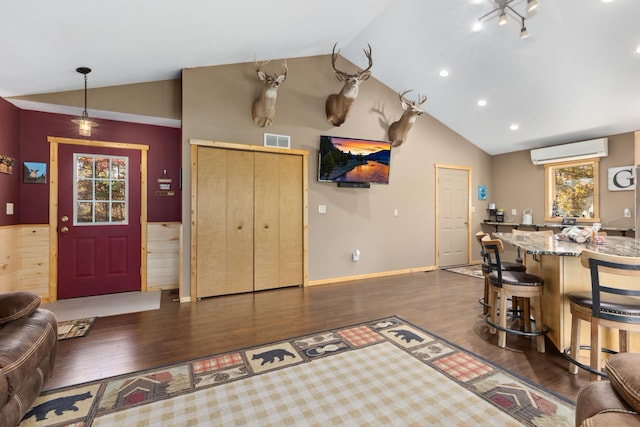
left=495, top=233, right=640, bottom=257
left=493, top=232, right=640, bottom=353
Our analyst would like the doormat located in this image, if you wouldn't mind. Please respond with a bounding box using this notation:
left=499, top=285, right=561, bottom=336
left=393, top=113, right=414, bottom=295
left=442, top=264, right=484, bottom=279
left=21, top=316, right=574, bottom=426
left=57, top=317, right=96, bottom=341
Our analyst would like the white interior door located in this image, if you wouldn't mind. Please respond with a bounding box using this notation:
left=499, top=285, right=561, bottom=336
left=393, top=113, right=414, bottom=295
left=437, top=166, right=470, bottom=267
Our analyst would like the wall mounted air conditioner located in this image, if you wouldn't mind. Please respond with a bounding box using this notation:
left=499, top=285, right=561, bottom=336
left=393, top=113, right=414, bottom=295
left=530, top=138, right=608, bottom=165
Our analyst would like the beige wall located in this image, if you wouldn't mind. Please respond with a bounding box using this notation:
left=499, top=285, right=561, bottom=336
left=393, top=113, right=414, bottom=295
left=11, top=79, right=182, bottom=120
left=492, top=132, right=636, bottom=229
left=181, top=54, right=492, bottom=294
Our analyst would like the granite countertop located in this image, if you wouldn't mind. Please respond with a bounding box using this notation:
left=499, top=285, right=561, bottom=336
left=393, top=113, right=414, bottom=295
left=494, top=232, right=640, bottom=257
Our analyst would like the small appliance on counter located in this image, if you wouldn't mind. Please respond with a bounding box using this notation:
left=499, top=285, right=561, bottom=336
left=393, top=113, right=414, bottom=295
left=522, top=208, right=533, bottom=225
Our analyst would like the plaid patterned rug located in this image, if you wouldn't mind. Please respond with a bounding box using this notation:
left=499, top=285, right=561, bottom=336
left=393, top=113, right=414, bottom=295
left=20, top=316, right=574, bottom=426
left=56, top=317, right=96, bottom=341
left=442, top=264, right=484, bottom=279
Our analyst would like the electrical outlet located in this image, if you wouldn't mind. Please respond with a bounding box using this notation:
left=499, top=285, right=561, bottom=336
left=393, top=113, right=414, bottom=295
left=318, top=205, right=326, bottom=214
left=511, top=209, right=517, bottom=216
left=352, top=249, right=360, bottom=261
left=6, top=203, right=13, bottom=215
left=624, top=208, right=631, bottom=218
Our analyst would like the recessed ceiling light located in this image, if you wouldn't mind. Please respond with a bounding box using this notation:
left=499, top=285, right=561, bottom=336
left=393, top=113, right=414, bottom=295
left=477, top=99, right=487, bottom=107
left=636, top=45, right=640, bottom=54
left=601, top=0, right=614, bottom=3
left=439, top=69, right=449, bottom=77
left=509, top=124, right=520, bottom=131
left=472, top=22, right=482, bottom=32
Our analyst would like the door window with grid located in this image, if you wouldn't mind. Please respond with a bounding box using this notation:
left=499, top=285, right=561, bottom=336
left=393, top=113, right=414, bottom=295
left=74, top=154, right=128, bottom=225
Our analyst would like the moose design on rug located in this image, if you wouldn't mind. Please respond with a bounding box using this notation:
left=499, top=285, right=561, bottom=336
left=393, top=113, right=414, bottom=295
left=22, top=391, right=93, bottom=422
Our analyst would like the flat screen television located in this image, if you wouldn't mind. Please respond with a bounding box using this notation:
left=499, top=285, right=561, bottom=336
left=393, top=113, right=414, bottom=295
left=318, top=135, right=391, bottom=185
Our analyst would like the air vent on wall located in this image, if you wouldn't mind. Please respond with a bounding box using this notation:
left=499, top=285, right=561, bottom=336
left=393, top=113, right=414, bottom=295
left=264, top=133, right=290, bottom=149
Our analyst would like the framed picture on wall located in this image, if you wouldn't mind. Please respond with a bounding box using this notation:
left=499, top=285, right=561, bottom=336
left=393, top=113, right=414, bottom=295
left=0, top=154, right=15, bottom=174
left=23, top=162, right=47, bottom=184
left=478, top=185, right=487, bottom=200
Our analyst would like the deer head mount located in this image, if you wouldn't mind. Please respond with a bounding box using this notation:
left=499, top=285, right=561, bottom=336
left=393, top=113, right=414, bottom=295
left=325, top=43, right=373, bottom=127
left=388, top=90, right=427, bottom=147
left=251, top=58, right=288, bottom=127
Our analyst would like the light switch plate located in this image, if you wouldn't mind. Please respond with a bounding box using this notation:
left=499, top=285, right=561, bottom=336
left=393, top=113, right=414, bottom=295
left=6, top=203, right=13, bottom=215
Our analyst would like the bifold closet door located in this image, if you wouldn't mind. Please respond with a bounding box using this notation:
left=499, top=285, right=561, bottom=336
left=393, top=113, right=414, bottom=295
left=196, top=147, right=254, bottom=297
left=254, top=152, right=303, bottom=291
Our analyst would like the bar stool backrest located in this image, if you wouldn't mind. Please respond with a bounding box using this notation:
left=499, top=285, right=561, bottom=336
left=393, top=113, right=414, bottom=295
left=480, top=236, right=505, bottom=283
left=580, top=249, right=640, bottom=324
left=475, top=231, right=489, bottom=262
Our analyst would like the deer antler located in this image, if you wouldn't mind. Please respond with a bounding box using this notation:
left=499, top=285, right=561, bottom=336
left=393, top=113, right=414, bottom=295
left=254, top=56, right=271, bottom=72
left=360, top=44, right=373, bottom=75
left=399, top=89, right=413, bottom=103
left=399, top=90, right=427, bottom=106
left=330, top=43, right=348, bottom=80
left=331, top=43, right=373, bottom=80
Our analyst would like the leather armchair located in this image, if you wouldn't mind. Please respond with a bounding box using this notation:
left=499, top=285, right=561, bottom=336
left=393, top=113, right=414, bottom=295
left=0, top=292, right=57, bottom=427
left=575, top=352, right=640, bottom=426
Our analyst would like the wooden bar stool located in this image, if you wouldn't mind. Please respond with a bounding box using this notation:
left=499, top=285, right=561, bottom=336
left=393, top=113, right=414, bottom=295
left=481, top=236, right=547, bottom=353
left=565, top=249, right=640, bottom=380
left=475, top=231, right=525, bottom=315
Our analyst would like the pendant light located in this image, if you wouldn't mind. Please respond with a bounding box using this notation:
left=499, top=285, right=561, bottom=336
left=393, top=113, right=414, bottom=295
left=71, top=67, right=98, bottom=137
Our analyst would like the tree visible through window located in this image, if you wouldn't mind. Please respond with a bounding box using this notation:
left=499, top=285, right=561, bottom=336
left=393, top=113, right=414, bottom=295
left=545, top=159, right=599, bottom=222
left=74, top=154, right=128, bottom=225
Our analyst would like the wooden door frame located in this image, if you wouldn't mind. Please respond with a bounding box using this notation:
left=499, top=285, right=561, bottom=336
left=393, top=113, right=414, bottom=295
left=434, top=164, right=472, bottom=267
left=47, top=136, right=149, bottom=301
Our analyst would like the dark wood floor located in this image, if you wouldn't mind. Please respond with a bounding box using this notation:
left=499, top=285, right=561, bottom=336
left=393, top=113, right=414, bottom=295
left=47, top=269, right=590, bottom=402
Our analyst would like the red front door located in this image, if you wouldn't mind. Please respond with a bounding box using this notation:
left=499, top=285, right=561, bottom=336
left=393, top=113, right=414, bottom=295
left=57, top=144, right=142, bottom=299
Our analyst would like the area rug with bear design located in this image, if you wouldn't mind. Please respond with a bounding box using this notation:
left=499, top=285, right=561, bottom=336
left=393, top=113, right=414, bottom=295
left=20, top=316, right=574, bottom=426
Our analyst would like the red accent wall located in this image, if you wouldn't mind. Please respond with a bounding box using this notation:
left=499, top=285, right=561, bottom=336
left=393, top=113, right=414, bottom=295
left=19, top=110, right=181, bottom=224
left=0, top=98, right=21, bottom=226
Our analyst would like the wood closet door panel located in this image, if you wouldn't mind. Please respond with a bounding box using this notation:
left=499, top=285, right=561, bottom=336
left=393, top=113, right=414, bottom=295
left=254, top=152, right=280, bottom=291
left=196, top=147, right=254, bottom=297
left=254, top=153, right=303, bottom=291
left=196, top=147, right=228, bottom=298
left=225, top=150, right=255, bottom=294
left=278, top=154, right=304, bottom=287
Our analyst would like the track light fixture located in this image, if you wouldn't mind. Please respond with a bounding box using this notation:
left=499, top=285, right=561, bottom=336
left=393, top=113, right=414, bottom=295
left=71, top=67, right=98, bottom=137
left=478, top=0, right=539, bottom=39
left=519, top=17, right=529, bottom=39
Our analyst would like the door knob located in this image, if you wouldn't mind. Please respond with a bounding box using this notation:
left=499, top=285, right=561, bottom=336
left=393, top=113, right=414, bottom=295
left=60, top=226, right=69, bottom=234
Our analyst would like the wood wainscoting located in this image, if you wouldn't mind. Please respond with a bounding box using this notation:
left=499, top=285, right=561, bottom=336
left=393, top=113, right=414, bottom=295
left=0, top=222, right=180, bottom=300
left=147, top=222, right=180, bottom=291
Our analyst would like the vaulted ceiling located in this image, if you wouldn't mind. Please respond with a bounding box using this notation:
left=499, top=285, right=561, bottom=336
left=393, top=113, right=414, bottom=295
left=2, top=0, right=639, bottom=155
